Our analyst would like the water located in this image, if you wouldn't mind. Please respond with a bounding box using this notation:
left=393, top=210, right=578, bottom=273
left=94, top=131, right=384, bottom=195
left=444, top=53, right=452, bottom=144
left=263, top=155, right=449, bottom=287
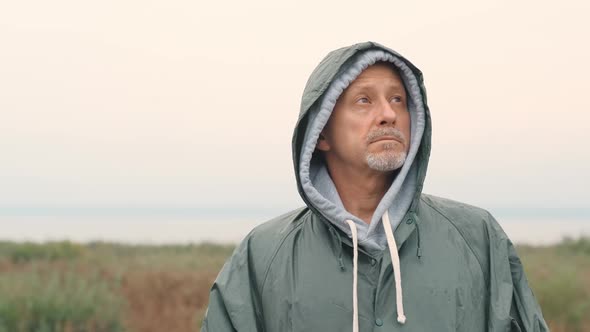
left=0, top=215, right=260, bottom=244
left=499, top=218, right=590, bottom=245
left=1, top=215, right=589, bottom=245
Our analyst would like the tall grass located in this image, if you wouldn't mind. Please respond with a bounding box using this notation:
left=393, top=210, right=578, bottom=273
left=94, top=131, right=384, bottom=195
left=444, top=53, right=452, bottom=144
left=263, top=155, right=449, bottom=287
left=0, top=241, right=84, bottom=264
left=0, top=268, right=125, bottom=332
left=0, top=241, right=233, bottom=332
left=518, top=237, right=590, bottom=332
left=0, top=238, right=588, bottom=331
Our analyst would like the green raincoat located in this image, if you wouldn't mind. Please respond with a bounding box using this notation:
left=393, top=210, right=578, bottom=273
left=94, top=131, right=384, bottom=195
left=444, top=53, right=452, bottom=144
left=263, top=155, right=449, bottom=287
left=201, top=41, right=549, bottom=332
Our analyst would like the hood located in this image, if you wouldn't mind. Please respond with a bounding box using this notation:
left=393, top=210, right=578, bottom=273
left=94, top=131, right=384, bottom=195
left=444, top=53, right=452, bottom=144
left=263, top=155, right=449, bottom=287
left=292, top=41, right=432, bottom=254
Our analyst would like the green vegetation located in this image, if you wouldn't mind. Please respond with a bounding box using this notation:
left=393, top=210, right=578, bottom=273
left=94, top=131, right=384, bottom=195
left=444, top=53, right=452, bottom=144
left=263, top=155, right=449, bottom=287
left=0, top=269, right=124, bottom=332
left=518, top=237, right=590, bottom=332
left=0, top=241, right=84, bottom=264
left=0, top=241, right=233, bottom=332
left=0, top=238, right=588, bottom=331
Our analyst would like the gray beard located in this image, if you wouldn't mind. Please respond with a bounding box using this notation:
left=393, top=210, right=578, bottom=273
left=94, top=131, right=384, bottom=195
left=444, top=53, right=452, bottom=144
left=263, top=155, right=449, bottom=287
left=365, top=145, right=407, bottom=172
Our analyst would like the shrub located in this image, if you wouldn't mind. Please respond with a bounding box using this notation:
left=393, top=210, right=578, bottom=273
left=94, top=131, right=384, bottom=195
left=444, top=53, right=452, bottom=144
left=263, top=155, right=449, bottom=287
left=557, top=237, right=590, bottom=256
left=0, top=241, right=85, bottom=264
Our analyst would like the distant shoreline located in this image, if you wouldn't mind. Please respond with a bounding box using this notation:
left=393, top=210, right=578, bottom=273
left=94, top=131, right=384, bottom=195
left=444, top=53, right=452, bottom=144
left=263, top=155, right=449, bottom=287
left=1, top=206, right=589, bottom=220
left=1, top=215, right=589, bottom=246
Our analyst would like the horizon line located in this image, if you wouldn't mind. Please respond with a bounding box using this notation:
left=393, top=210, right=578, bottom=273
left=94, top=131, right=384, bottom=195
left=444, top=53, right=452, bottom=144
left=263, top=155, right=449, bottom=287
left=0, top=206, right=589, bottom=219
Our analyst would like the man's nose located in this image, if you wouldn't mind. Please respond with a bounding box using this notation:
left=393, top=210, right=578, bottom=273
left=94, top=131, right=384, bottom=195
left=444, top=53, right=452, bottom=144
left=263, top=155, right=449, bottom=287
left=377, top=99, right=397, bottom=125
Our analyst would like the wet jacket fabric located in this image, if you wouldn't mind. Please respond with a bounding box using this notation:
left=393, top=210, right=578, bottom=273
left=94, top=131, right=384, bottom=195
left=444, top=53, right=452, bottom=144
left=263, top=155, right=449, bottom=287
left=201, top=41, right=549, bottom=332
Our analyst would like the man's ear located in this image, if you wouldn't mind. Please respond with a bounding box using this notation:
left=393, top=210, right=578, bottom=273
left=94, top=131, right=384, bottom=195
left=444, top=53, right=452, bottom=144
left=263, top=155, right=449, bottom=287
left=316, top=132, right=330, bottom=152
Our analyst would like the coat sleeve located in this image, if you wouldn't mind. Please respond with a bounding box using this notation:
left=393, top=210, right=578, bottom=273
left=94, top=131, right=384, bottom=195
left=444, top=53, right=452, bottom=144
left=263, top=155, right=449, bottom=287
left=486, top=212, right=550, bottom=332
left=201, top=235, right=265, bottom=332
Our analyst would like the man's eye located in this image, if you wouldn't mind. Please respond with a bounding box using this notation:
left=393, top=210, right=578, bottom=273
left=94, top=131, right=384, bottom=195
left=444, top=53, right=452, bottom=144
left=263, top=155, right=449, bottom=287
left=391, top=96, right=403, bottom=103
left=357, top=97, right=369, bottom=104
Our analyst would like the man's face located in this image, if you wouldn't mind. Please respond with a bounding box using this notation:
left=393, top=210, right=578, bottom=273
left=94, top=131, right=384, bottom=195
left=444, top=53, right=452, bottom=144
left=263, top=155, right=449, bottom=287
left=317, top=63, right=411, bottom=172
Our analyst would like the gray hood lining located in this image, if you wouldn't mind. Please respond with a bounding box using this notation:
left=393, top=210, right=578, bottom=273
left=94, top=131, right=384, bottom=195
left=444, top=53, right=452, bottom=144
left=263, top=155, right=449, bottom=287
left=298, top=49, right=426, bottom=252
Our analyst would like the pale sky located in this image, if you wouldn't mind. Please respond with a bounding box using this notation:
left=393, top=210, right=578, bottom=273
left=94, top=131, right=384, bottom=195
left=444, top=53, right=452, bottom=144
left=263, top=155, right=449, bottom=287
left=1, top=0, right=589, bottom=216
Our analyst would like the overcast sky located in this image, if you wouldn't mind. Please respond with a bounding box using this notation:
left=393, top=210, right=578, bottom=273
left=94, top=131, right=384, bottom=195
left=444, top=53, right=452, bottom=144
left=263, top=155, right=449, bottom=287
left=1, top=0, right=588, bottom=216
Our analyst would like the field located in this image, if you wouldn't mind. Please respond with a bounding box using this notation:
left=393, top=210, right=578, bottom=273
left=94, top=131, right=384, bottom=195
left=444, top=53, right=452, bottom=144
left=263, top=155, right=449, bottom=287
left=0, top=238, right=589, bottom=332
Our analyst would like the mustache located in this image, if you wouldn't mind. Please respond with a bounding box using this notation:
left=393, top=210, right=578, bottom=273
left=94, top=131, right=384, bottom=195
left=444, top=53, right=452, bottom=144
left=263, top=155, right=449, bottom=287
left=366, top=127, right=407, bottom=145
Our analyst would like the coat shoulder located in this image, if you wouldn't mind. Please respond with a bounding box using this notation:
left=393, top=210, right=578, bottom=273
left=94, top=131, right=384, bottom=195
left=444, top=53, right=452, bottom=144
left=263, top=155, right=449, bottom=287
left=419, top=193, right=509, bottom=279
left=420, top=193, right=491, bottom=221
left=247, top=206, right=311, bottom=252
left=239, top=207, right=311, bottom=287
left=419, top=193, right=505, bottom=236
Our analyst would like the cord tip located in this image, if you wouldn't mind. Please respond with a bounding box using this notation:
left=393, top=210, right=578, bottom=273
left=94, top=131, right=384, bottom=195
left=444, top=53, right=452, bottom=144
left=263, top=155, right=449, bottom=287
left=397, top=315, right=407, bottom=324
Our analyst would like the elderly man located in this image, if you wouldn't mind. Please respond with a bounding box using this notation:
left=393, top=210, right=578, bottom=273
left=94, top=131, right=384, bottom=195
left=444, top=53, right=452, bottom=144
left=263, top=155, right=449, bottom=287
left=201, top=41, right=548, bottom=331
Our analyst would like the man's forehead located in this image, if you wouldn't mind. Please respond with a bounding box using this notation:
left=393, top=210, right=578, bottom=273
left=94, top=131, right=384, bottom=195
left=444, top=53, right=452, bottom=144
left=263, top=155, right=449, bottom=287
left=346, top=64, right=405, bottom=91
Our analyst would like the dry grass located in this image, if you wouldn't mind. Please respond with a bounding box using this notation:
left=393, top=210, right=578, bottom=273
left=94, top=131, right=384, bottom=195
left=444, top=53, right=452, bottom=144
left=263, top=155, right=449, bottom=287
left=120, top=269, right=217, bottom=332
left=0, top=241, right=232, bottom=332
left=0, top=238, right=589, bottom=331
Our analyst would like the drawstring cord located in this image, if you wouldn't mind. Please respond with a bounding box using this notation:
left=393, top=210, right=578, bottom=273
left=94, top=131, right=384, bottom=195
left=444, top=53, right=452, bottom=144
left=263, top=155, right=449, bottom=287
left=345, top=211, right=407, bottom=331
left=345, top=220, right=359, bottom=332
left=382, top=211, right=407, bottom=324
left=331, top=210, right=422, bottom=269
